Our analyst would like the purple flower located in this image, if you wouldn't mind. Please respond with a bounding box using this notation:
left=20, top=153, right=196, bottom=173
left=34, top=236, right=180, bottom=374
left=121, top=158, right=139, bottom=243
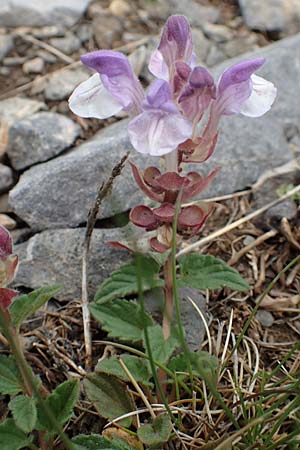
left=185, top=58, right=277, bottom=162
left=69, top=15, right=276, bottom=159
left=128, top=80, right=192, bottom=155
left=0, top=226, right=18, bottom=309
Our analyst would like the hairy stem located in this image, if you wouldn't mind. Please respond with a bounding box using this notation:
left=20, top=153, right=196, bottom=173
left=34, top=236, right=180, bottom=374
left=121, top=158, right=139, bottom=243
left=162, top=256, right=173, bottom=340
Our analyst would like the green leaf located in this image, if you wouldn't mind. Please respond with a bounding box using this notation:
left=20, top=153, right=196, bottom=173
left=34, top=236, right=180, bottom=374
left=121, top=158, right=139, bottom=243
left=137, top=414, right=172, bottom=446
left=0, top=355, right=23, bottom=395
left=0, top=419, right=32, bottom=450
left=9, top=395, right=37, bottom=433
left=73, top=434, right=136, bottom=450
left=37, top=379, right=79, bottom=429
left=94, top=255, right=164, bottom=304
left=90, top=299, right=153, bottom=343
left=84, top=373, right=135, bottom=427
left=145, top=325, right=179, bottom=366
left=178, top=254, right=249, bottom=291
left=169, top=351, right=219, bottom=386
left=9, top=285, right=61, bottom=328
left=96, top=354, right=152, bottom=386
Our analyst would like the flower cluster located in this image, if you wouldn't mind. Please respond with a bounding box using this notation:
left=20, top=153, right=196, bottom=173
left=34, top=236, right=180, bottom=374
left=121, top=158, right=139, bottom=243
left=0, top=226, right=18, bottom=309
left=69, top=15, right=276, bottom=252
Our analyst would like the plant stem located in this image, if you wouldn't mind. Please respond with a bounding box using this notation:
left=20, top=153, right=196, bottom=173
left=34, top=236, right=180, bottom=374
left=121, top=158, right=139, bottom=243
left=135, top=254, right=176, bottom=422
left=162, top=256, right=173, bottom=340
left=0, top=308, right=77, bottom=450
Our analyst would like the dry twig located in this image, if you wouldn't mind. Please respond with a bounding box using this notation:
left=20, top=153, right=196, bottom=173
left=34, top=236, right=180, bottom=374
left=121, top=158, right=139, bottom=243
left=82, top=152, right=129, bottom=368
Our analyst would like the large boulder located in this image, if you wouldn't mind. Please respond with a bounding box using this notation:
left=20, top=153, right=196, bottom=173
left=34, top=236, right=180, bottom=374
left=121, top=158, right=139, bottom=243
left=13, top=228, right=129, bottom=301
left=7, top=112, right=81, bottom=170
left=9, top=35, right=300, bottom=230
left=0, top=0, right=92, bottom=27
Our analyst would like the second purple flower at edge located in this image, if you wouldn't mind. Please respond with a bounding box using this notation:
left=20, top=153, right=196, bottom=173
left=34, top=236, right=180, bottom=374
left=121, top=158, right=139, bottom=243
left=69, top=14, right=277, bottom=160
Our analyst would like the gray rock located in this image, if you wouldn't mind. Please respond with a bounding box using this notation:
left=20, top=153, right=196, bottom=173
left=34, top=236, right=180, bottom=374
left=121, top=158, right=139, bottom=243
left=191, top=28, right=211, bottom=64
left=32, top=25, right=65, bottom=39
left=145, top=287, right=206, bottom=351
left=0, top=34, right=13, bottom=62
left=202, top=23, right=233, bottom=43
left=75, top=24, right=93, bottom=43
left=0, top=97, right=47, bottom=125
left=141, top=0, right=219, bottom=26
left=205, top=44, right=227, bottom=67
left=252, top=171, right=299, bottom=226
left=9, top=35, right=300, bottom=230
left=44, top=66, right=91, bottom=101
left=0, top=0, right=92, bottom=27
left=7, top=112, right=80, bottom=170
left=23, top=57, right=44, bottom=74
left=36, top=50, right=57, bottom=64
left=239, top=0, right=300, bottom=33
left=13, top=228, right=129, bottom=301
left=49, top=32, right=81, bottom=55
left=9, top=120, right=152, bottom=229
left=0, top=164, right=14, bottom=193
left=93, top=13, right=123, bottom=49
left=256, top=310, right=274, bottom=327
left=220, top=34, right=258, bottom=58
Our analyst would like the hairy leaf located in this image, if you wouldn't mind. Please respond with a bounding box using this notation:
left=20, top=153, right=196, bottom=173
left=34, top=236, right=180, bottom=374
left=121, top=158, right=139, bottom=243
left=137, top=414, right=172, bottom=446
left=9, top=395, right=37, bottom=433
left=96, top=354, right=152, bottom=386
left=73, top=434, right=136, bottom=450
left=84, top=373, right=135, bottom=427
left=169, top=351, right=219, bottom=386
left=0, top=355, right=23, bottom=395
left=90, top=299, right=153, bottom=343
left=0, top=419, right=32, bottom=450
left=37, top=379, right=79, bottom=429
left=145, top=325, right=179, bottom=366
left=10, top=285, right=61, bottom=328
left=179, top=254, right=249, bottom=291
left=94, top=255, right=164, bottom=304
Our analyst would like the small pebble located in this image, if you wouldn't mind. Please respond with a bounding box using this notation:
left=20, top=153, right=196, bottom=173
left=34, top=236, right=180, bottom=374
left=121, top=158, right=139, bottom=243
left=75, top=24, right=93, bottom=43
left=32, top=25, right=65, bottom=39
left=3, top=56, right=27, bottom=66
left=37, top=50, right=57, bottom=64
left=0, top=164, right=14, bottom=193
left=0, top=213, right=16, bottom=230
left=23, top=57, right=44, bottom=74
left=202, top=23, right=233, bottom=43
left=0, top=34, right=13, bottom=62
left=256, top=309, right=274, bottom=328
left=49, top=33, right=81, bottom=55
left=243, top=235, right=255, bottom=246
left=0, top=194, right=10, bottom=213
left=109, top=0, right=131, bottom=16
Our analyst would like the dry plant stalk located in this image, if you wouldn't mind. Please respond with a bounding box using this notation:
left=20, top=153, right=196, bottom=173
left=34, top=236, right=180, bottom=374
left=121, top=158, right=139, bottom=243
left=177, top=183, right=300, bottom=257
left=82, top=152, right=130, bottom=368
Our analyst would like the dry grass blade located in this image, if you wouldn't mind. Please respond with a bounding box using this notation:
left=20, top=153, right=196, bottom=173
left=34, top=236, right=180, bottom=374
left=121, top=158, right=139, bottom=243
left=228, top=229, right=278, bottom=265
left=177, top=184, right=300, bottom=257
left=82, top=152, right=130, bottom=368
left=16, top=32, right=75, bottom=64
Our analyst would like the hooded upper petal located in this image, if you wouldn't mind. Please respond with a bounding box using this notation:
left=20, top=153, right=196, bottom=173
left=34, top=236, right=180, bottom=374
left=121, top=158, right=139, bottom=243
left=155, top=15, right=193, bottom=78
left=81, top=50, right=144, bottom=114
left=68, top=73, right=123, bottom=119
left=239, top=74, right=277, bottom=117
left=215, top=58, right=265, bottom=116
